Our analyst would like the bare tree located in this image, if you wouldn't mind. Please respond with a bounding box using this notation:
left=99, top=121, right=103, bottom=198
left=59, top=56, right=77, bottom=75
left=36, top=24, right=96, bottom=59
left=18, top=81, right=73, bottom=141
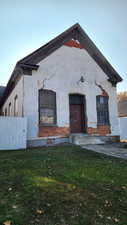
left=117, top=91, right=127, bottom=102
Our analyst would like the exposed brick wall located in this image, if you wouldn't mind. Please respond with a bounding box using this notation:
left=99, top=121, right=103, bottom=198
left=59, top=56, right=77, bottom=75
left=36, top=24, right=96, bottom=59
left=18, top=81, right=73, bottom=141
left=87, top=127, right=98, bottom=135
left=87, top=125, right=111, bottom=136
left=98, top=125, right=111, bottom=135
left=39, top=126, right=70, bottom=137
left=39, top=125, right=110, bottom=137
left=64, top=40, right=84, bottom=49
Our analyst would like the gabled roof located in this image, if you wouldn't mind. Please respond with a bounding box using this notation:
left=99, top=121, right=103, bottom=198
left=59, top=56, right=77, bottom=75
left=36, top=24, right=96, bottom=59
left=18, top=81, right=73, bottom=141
left=0, top=86, right=6, bottom=98
left=0, top=23, right=123, bottom=108
left=18, top=23, right=122, bottom=83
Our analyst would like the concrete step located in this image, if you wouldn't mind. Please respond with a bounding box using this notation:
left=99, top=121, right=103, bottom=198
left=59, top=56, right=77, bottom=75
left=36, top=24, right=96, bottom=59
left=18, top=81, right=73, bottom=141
left=70, top=134, right=120, bottom=145
left=70, top=134, right=105, bottom=145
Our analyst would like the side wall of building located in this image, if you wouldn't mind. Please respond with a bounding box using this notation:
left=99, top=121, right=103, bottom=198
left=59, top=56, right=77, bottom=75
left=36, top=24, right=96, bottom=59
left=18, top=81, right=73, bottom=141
left=23, top=45, right=120, bottom=139
left=2, top=76, right=24, bottom=117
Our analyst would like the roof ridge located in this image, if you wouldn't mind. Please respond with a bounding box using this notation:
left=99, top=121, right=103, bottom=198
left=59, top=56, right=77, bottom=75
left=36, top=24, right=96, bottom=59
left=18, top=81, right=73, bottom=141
left=18, top=23, right=80, bottom=64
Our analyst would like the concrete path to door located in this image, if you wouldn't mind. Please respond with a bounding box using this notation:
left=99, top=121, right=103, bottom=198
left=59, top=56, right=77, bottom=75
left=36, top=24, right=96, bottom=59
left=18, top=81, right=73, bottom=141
left=82, top=143, right=127, bottom=159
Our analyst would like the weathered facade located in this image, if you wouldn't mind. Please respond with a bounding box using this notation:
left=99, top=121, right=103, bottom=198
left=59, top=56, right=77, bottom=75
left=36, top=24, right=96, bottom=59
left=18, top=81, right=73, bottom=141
left=0, top=24, right=122, bottom=145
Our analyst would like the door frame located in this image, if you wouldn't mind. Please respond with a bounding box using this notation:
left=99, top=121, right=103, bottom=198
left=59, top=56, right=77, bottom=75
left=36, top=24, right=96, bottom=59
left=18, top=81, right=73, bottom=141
left=69, top=94, right=87, bottom=133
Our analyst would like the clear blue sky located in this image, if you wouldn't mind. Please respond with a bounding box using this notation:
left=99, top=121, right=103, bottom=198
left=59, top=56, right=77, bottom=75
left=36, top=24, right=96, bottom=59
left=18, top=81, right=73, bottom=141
left=1, top=0, right=127, bottom=92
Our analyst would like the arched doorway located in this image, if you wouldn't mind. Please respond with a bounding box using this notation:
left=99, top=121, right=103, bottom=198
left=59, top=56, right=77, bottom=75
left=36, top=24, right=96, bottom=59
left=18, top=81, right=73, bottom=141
left=69, top=94, right=87, bottom=133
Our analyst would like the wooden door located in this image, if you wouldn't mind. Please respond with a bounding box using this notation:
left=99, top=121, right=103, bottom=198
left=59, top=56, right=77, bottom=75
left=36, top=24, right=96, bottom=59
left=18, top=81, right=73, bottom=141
left=70, top=104, right=85, bottom=133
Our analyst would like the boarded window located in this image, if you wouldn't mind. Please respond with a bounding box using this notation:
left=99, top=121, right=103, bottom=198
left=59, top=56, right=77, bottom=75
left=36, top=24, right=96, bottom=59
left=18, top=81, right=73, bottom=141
left=14, top=95, right=18, bottom=116
left=96, top=96, right=110, bottom=125
left=39, top=89, right=56, bottom=125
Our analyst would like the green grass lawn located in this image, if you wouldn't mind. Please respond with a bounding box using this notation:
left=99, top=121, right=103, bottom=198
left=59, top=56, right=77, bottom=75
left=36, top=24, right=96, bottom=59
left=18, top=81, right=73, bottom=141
left=0, top=145, right=127, bottom=225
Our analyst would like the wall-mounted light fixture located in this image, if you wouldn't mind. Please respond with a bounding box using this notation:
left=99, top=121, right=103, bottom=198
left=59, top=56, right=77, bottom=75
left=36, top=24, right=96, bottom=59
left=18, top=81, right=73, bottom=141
left=80, top=76, right=85, bottom=83
left=77, top=76, right=85, bottom=85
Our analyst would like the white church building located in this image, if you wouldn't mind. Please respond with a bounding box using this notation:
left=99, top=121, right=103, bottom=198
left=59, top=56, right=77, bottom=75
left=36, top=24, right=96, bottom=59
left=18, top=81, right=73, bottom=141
left=0, top=23, right=122, bottom=147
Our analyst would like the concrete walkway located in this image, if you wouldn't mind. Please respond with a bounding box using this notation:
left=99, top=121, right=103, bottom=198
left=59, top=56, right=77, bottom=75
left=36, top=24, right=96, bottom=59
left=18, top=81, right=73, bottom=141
left=82, top=143, right=127, bottom=159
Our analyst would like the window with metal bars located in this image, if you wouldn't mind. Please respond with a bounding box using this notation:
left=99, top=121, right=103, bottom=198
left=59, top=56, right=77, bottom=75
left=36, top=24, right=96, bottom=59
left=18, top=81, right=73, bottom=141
left=39, top=89, right=56, bottom=125
left=96, top=96, right=110, bottom=125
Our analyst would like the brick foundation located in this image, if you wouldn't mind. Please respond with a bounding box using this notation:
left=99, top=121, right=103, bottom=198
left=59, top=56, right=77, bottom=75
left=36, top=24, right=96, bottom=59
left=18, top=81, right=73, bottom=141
left=39, top=126, right=70, bottom=137
left=87, top=125, right=111, bottom=136
left=39, top=125, right=110, bottom=137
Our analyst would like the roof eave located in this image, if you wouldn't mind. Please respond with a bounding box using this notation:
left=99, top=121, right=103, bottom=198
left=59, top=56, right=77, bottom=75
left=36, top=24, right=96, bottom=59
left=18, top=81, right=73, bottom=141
left=0, top=63, right=39, bottom=108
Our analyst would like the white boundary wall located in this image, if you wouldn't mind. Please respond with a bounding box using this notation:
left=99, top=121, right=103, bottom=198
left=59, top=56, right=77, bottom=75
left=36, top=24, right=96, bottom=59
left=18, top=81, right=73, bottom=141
left=0, top=117, right=27, bottom=150
left=119, top=117, right=127, bottom=140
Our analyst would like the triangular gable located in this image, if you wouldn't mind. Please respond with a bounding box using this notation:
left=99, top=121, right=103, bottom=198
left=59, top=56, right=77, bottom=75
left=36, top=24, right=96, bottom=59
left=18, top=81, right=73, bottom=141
left=18, top=23, right=122, bottom=85
left=0, top=23, right=123, bottom=108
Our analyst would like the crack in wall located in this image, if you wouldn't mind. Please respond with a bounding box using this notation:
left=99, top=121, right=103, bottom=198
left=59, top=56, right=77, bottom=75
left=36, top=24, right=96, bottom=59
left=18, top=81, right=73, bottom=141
left=95, top=81, right=108, bottom=96
left=38, top=72, right=56, bottom=89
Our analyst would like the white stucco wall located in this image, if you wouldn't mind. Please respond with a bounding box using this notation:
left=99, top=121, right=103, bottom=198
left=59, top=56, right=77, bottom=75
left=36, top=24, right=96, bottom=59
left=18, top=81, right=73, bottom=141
left=22, top=45, right=120, bottom=139
left=2, top=76, right=24, bottom=117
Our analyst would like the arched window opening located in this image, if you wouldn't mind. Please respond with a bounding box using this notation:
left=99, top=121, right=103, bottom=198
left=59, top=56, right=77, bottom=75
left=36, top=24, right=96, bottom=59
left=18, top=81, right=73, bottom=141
left=39, top=89, right=56, bottom=125
left=14, top=95, right=18, bottom=116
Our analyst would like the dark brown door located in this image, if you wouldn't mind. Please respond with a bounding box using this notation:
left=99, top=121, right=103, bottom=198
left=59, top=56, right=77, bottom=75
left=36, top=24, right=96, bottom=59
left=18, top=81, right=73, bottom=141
left=70, top=104, right=85, bottom=133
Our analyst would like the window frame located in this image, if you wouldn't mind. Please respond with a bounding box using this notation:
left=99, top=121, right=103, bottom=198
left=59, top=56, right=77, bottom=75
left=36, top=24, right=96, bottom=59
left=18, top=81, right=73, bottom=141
left=39, top=89, right=57, bottom=126
left=96, top=95, right=110, bottom=126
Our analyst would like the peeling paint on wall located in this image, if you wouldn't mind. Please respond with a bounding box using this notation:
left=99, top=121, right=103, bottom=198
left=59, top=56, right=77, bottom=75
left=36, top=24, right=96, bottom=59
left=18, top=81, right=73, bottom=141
left=2, top=45, right=120, bottom=139
left=95, top=81, right=109, bottom=96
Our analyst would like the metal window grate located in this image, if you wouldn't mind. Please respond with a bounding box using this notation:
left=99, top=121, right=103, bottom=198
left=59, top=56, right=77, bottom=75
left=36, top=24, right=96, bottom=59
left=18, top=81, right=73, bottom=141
left=39, top=89, right=56, bottom=125
left=96, top=96, right=110, bottom=125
